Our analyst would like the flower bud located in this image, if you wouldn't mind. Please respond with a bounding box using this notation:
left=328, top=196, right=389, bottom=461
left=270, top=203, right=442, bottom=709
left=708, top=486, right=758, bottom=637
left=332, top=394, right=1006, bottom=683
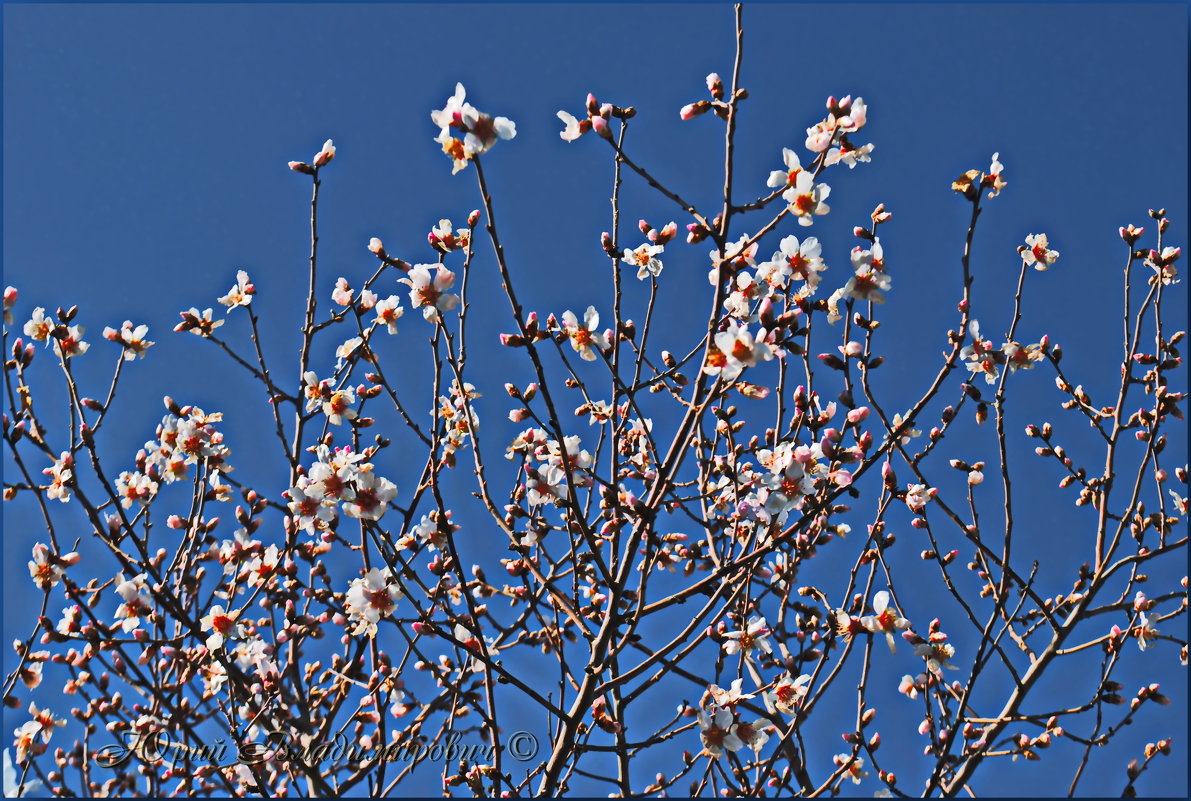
left=591, top=116, right=612, bottom=139
left=313, top=139, right=336, bottom=168
left=706, top=73, right=724, bottom=100
left=680, top=100, right=712, bottom=120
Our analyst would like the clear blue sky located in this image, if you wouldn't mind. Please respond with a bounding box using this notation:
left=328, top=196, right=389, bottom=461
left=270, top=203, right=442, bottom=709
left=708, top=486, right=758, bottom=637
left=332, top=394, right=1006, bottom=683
left=3, top=2, right=1187, bottom=797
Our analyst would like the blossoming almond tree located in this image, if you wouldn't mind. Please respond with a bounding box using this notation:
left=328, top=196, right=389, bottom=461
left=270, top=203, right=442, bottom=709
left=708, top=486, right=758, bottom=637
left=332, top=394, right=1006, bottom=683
left=3, top=6, right=1185, bottom=798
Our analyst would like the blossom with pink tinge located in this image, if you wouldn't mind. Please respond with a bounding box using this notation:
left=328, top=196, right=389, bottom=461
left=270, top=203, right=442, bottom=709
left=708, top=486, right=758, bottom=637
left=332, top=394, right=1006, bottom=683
left=1022, top=233, right=1059, bottom=271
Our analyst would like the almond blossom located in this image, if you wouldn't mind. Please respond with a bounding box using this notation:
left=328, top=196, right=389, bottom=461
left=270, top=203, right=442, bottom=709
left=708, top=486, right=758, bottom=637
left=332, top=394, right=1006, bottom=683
left=21, top=704, right=65, bottom=746
left=526, top=464, right=566, bottom=506
left=825, top=141, right=874, bottom=168
left=1022, top=233, right=1060, bottom=271
left=722, top=616, right=773, bottom=656
left=23, top=307, right=50, bottom=342
left=373, top=295, right=405, bottom=334
left=200, top=605, right=245, bottom=651
left=1136, top=612, right=1160, bottom=651
left=217, top=270, right=255, bottom=309
left=28, top=544, right=75, bottom=590
left=733, top=717, right=772, bottom=752
left=42, top=452, right=72, bottom=503
left=286, top=484, right=336, bottom=534
left=833, top=753, right=869, bottom=784
left=175, top=307, right=224, bottom=337
left=623, top=242, right=664, bottom=280
left=51, top=324, right=89, bottom=359
left=345, top=567, right=403, bottom=637
left=1001, top=341, right=1044, bottom=374
left=113, top=573, right=153, bottom=632
left=784, top=170, right=831, bottom=226
left=697, top=706, right=745, bottom=757
left=342, top=469, right=398, bottom=520
left=332, top=277, right=354, bottom=306
left=767, top=148, right=806, bottom=191
left=116, top=470, right=158, bottom=508
left=431, top=83, right=516, bottom=173
left=768, top=674, right=812, bottom=715
left=428, top=219, right=470, bottom=253
left=984, top=152, right=1007, bottom=198
left=556, top=110, right=590, bottom=141
left=102, top=321, right=154, bottom=360
left=400, top=264, right=460, bottom=322
left=914, top=639, right=958, bottom=677
left=707, top=678, right=755, bottom=708
left=757, top=234, right=827, bottom=292
left=707, top=320, right=774, bottom=382
left=905, top=483, right=932, bottom=514
left=559, top=306, right=609, bottom=362
left=861, top=591, right=911, bottom=653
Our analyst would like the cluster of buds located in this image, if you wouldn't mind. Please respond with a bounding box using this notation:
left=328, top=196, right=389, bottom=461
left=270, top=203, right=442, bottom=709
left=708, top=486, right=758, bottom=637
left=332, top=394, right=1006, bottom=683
left=499, top=312, right=552, bottom=348
left=288, top=139, right=335, bottom=174
left=639, top=219, right=678, bottom=246
left=680, top=73, right=745, bottom=121
left=557, top=93, right=635, bottom=142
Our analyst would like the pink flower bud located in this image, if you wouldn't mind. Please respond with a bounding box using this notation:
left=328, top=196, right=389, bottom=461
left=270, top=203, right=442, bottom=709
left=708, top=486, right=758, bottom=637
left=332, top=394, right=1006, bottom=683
left=288, top=161, right=315, bottom=175
left=313, top=139, right=336, bottom=168
left=706, top=73, right=724, bottom=100
left=368, top=237, right=384, bottom=254
left=652, top=221, right=677, bottom=245
left=686, top=223, right=710, bottom=244
left=591, top=116, right=612, bottom=139
left=680, top=100, right=712, bottom=120
left=1119, top=225, right=1144, bottom=244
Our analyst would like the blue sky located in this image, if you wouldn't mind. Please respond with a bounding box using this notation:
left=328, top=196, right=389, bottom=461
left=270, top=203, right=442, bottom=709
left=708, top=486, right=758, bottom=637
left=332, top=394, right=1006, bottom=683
left=3, top=2, right=1187, bottom=797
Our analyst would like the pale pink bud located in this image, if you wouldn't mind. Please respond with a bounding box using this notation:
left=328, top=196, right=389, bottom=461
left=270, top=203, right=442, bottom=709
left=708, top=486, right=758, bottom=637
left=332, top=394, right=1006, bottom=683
left=706, top=73, right=724, bottom=100
left=313, top=139, right=336, bottom=168
left=591, top=116, right=612, bottom=139
left=680, top=100, right=712, bottom=120
left=368, top=237, right=385, bottom=254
